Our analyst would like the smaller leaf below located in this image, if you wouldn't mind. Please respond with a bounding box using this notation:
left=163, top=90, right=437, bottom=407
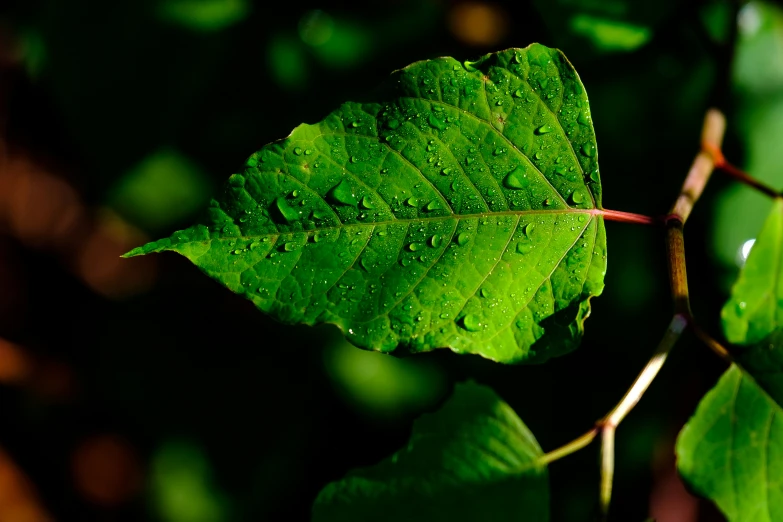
left=676, top=366, right=783, bottom=522
left=312, top=381, right=549, bottom=522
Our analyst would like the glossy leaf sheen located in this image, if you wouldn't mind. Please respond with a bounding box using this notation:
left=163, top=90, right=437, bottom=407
left=676, top=366, right=783, bottom=522
left=126, top=44, right=606, bottom=363
left=677, top=201, right=783, bottom=520
left=722, top=200, right=783, bottom=406
left=312, top=382, right=549, bottom=522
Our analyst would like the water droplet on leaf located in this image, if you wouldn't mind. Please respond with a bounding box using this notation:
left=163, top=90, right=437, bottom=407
left=329, top=180, right=358, bottom=206
left=461, top=314, right=481, bottom=332
left=276, top=197, right=301, bottom=222
left=581, top=143, right=596, bottom=157
left=503, top=170, right=526, bottom=190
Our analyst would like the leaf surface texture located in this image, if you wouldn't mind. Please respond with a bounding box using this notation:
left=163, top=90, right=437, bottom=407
left=312, top=382, right=549, bottom=522
left=127, top=44, right=606, bottom=363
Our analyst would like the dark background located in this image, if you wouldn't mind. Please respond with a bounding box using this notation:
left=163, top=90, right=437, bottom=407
left=0, top=0, right=781, bottom=520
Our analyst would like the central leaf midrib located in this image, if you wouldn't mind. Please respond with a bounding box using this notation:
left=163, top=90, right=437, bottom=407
left=203, top=208, right=598, bottom=244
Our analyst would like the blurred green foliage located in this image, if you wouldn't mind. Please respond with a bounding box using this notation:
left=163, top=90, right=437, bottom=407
left=109, top=149, right=212, bottom=232
left=0, top=0, right=778, bottom=520
left=151, top=440, right=231, bottom=522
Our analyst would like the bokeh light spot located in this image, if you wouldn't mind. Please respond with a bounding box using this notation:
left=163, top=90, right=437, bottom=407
left=299, top=10, right=334, bottom=46
left=448, top=2, right=508, bottom=47
left=72, top=435, right=142, bottom=507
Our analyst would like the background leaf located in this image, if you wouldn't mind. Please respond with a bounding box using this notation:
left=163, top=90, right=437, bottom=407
left=676, top=366, right=783, bottom=522
left=721, top=199, right=783, bottom=405
left=678, top=200, right=783, bottom=520
left=127, top=43, right=607, bottom=364
left=312, top=381, right=549, bottom=522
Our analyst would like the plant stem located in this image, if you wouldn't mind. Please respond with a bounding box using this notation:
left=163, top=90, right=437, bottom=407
left=670, top=109, right=726, bottom=223
left=690, top=322, right=732, bottom=363
left=701, top=141, right=780, bottom=198
left=601, top=315, right=689, bottom=428
left=721, top=163, right=779, bottom=198
left=596, top=313, right=688, bottom=514
left=540, top=427, right=598, bottom=465
left=539, top=315, right=687, bottom=466
left=537, top=110, right=728, bottom=514
left=597, top=209, right=658, bottom=225
left=666, top=224, right=692, bottom=316
left=599, top=425, right=615, bottom=518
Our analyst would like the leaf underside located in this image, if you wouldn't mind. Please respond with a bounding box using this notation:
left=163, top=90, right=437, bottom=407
left=677, top=201, right=783, bottom=521
left=312, top=382, right=549, bottom=522
left=126, top=43, right=606, bottom=364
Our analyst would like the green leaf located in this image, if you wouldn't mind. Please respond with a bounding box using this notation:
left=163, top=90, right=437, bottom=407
left=722, top=199, right=783, bottom=405
left=312, top=382, right=548, bottom=522
left=677, top=200, right=783, bottom=520
left=722, top=199, right=783, bottom=346
left=126, top=43, right=606, bottom=364
left=676, top=366, right=783, bottom=522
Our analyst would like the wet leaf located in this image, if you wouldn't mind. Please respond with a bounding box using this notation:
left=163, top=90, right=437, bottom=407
left=721, top=199, right=783, bottom=405
left=312, top=382, right=549, bottom=522
left=677, top=201, right=783, bottom=520
left=125, top=44, right=606, bottom=364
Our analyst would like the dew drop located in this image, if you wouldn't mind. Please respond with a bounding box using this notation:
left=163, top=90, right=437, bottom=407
left=276, top=197, right=301, bottom=222
left=408, top=242, right=423, bottom=252
left=571, top=191, right=585, bottom=204
left=460, top=314, right=481, bottom=332
left=503, top=169, right=526, bottom=190
left=406, top=197, right=419, bottom=207
left=361, top=196, right=375, bottom=209
left=284, top=242, right=301, bottom=252
left=441, top=167, right=452, bottom=176
left=581, top=143, right=596, bottom=157
left=429, top=234, right=443, bottom=248
left=329, top=180, right=358, bottom=206
left=294, top=147, right=303, bottom=156
left=535, top=124, right=554, bottom=135
left=456, top=232, right=469, bottom=246
left=428, top=113, right=447, bottom=130
left=426, top=200, right=441, bottom=211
